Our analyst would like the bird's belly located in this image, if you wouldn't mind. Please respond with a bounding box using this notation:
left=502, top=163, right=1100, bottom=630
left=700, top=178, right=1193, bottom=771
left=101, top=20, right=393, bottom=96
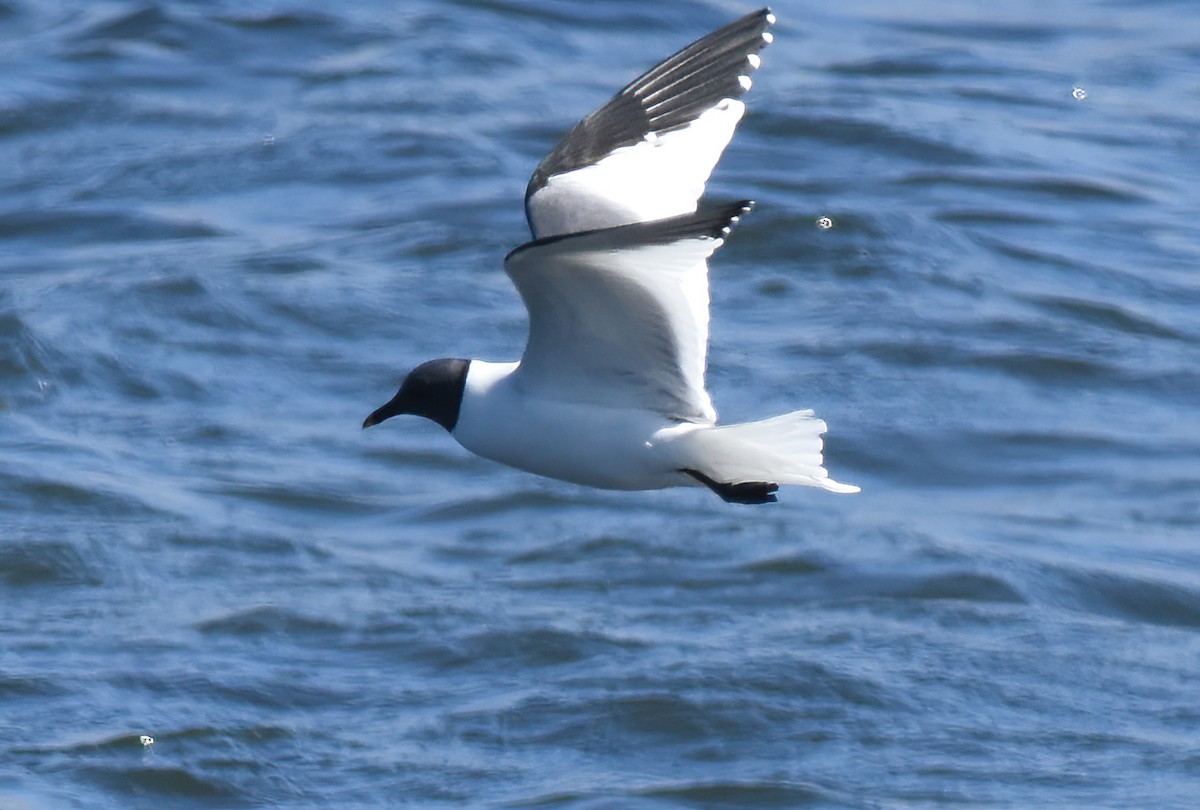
left=455, top=393, right=686, bottom=490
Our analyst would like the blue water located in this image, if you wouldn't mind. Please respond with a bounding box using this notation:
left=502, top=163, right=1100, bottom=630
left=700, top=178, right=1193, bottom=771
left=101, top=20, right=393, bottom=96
left=3, top=0, right=1199, bottom=807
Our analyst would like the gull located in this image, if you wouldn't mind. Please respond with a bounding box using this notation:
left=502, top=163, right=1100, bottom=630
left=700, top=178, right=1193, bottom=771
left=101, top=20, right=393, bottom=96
left=364, top=8, right=858, bottom=504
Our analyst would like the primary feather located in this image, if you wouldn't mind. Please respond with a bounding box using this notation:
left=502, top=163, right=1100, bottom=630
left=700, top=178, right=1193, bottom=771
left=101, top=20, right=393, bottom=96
left=524, top=9, right=774, bottom=238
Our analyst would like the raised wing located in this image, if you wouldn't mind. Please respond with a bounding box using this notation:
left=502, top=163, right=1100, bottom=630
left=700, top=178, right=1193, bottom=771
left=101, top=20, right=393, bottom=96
left=524, top=9, right=773, bottom=239
left=504, top=200, right=754, bottom=423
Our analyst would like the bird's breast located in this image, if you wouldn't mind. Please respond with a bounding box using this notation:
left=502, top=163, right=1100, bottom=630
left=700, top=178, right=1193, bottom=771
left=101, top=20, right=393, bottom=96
left=453, top=361, right=686, bottom=490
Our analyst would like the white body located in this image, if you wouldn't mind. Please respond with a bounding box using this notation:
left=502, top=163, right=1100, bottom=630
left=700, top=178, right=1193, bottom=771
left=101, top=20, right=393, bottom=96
left=454, top=361, right=695, bottom=490
left=454, top=361, right=858, bottom=494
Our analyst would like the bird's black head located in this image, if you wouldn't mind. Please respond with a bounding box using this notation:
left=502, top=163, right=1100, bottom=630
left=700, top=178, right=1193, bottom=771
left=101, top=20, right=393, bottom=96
left=362, top=358, right=470, bottom=433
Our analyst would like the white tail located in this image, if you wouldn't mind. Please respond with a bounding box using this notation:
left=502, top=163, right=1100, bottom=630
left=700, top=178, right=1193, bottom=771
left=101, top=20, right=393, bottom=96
left=677, top=410, right=860, bottom=493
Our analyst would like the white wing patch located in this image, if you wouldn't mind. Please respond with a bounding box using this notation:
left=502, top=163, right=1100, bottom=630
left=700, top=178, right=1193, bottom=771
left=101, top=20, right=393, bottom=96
left=525, top=100, right=745, bottom=239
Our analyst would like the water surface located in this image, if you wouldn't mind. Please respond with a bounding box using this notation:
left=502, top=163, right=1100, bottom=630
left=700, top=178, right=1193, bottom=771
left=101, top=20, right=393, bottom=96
left=3, top=0, right=1200, bottom=807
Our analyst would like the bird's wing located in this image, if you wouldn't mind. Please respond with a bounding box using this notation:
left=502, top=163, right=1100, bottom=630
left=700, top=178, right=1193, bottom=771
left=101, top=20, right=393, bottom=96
left=504, top=200, right=754, bottom=423
left=524, top=8, right=773, bottom=239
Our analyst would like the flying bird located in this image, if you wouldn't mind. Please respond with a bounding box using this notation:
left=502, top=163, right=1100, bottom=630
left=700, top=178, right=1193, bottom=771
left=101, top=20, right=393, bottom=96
left=364, top=8, right=858, bottom=504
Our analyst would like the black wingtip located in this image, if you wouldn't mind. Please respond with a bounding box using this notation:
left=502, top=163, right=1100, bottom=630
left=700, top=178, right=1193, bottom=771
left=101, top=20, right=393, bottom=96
left=623, top=7, right=776, bottom=121
left=699, top=198, right=756, bottom=239
left=619, top=198, right=758, bottom=244
left=509, top=198, right=757, bottom=258
left=752, top=8, right=776, bottom=29
left=529, top=8, right=777, bottom=196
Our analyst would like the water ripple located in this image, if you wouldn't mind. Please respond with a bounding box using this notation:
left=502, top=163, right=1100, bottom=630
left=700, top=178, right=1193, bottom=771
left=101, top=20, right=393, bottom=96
left=1063, top=569, right=1200, bottom=629
left=0, top=208, right=223, bottom=245
left=0, top=535, right=106, bottom=587
left=78, top=765, right=237, bottom=801
left=195, top=605, right=345, bottom=636
left=898, top=170, right=1151, bottom=204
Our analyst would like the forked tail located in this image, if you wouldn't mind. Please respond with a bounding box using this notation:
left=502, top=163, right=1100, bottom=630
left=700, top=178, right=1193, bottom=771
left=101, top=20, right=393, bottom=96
left=677, top=410, right=859, bottom=500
